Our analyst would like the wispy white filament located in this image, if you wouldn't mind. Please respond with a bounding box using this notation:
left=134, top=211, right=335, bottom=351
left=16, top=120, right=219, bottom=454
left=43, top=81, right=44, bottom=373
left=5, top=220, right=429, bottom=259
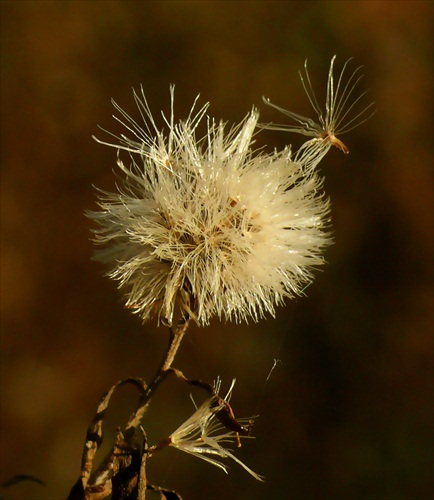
left=88, top=86, right=331, bottom=326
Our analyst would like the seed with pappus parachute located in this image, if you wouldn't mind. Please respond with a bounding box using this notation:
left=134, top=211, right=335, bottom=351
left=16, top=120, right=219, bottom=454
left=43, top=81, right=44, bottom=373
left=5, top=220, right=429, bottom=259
left=148, top=378, right=264, bottom=481
left=262, top=55, right=375, bottom=155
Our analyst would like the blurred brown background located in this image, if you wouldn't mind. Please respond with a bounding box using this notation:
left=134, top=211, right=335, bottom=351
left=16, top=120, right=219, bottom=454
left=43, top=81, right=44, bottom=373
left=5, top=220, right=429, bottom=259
left=1, top=1, right=432, bottom=499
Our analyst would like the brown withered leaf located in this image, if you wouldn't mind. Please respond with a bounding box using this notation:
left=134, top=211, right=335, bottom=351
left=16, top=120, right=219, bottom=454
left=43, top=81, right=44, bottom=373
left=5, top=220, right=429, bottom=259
left=68, top=377, right=148, bottom=499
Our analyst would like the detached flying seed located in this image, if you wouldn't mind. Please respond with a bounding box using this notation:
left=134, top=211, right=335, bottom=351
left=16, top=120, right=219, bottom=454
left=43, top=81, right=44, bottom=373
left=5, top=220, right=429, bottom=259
left=263, top=55, right=375, bottom=154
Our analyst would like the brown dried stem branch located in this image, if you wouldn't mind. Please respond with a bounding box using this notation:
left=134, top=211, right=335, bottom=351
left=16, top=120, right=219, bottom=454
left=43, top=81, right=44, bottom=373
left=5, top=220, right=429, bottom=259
left=69, top=315, right=190, bottom=500
left=145, top=316, right=191, bottom=404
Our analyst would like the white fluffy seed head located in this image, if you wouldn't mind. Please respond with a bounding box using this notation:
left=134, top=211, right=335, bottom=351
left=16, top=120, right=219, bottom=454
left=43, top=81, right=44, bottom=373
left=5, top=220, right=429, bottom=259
left=88, top=87, right=331, bottom=326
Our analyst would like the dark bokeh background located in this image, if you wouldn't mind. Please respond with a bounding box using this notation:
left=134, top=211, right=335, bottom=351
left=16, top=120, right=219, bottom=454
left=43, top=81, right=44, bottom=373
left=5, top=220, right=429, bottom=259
left=1, top=1, right=432, bottom=499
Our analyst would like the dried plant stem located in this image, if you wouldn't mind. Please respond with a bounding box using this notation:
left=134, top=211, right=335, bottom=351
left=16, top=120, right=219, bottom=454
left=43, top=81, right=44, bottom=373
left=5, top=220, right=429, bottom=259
left=147, top=317, right=190, bottom=400
left=136, top=317, right=190, bottom=499
left=123, top=316, right=191, bottom=432
left=138, top=442, right=148, bottom=499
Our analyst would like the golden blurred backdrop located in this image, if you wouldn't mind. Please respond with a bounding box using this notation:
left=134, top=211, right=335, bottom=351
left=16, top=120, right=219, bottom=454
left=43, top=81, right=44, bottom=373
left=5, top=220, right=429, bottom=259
left=1, top=1, right=432, bottom=499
